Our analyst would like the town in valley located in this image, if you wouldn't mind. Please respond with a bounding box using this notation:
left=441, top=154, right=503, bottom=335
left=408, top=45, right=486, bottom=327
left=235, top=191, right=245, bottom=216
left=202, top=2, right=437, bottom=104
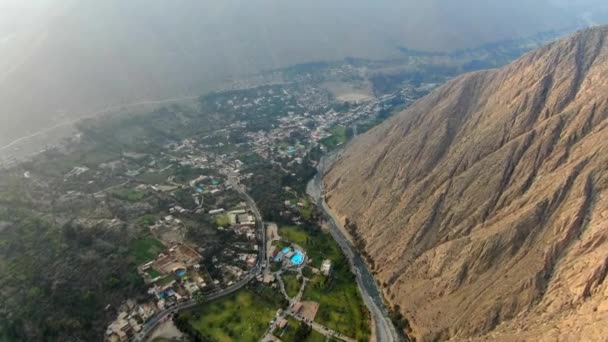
left=0, top=36, right=560, bottom=341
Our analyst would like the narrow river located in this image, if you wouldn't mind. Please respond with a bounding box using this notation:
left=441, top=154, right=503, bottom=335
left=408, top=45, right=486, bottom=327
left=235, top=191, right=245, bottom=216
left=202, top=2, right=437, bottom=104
left=306, top=154, right=404, bottom=342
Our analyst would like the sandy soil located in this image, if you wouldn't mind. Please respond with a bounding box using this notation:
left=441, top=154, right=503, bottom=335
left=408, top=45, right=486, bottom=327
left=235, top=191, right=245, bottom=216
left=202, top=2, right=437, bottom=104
left=299, top=301, right=320, bottom=322
left=322, top=81, right=374, bottom=103
left=147, top=319, right=184, bottom=341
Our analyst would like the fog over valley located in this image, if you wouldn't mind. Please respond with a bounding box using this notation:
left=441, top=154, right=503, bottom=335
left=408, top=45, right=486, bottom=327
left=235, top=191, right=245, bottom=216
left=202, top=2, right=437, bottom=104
left=0, top=0, right=606, bottom=156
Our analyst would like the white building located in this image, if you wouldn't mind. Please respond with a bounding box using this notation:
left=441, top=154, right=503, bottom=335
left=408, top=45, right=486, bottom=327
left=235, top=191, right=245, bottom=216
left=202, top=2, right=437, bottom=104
left=209, top=208, right=225, bottom=215
left=321, top=259, right=332, bottom=276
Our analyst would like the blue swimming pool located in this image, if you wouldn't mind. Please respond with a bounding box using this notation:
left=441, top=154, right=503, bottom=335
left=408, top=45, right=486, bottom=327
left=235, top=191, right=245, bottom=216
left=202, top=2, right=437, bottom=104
left=291, top=251, right=304, bottom=265
left=281, top=247, right=291, bottom=254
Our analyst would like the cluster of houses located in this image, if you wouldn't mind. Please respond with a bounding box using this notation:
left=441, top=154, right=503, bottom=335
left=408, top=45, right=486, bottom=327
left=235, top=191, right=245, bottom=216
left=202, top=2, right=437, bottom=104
left=102, top=80, right=429, bottom=342
left=105, top=244, right=207, bottom=341
left=280, top=199, right=308, bottom=226
left=105, top=301, right=156, bottom=342
left=210, top=207, right=258, bottom=239
left=140, top=243, right=208, bottom=303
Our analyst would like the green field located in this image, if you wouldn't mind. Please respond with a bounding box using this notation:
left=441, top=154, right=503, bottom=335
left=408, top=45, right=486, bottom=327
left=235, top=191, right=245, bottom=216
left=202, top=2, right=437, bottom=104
left=110, top=187, right=147, bottom=202
left=303, top=271, right=369, bottom=341
left=214, top=214, right=231, bottom=227
left=293, top=197, right=314, bottom=220
left=279, top=226, right=370, bottom=340
left=275, top=318, right=327, bottom=342
left=137, top=168, right=174, bottom=184
left=280, top=225, right=309, bottom=246
left=280, top=225, right=370, bottom=340
left=137, top=214, right=158, bottom=226
left=308, top=330, right=328, bottom=342
left=282, top=272, right=302, bottom=298
left=155, top=275, right=176, bottom=287
left=131, top=237, right=165, bottom=264
left=272, top=239, right=290, bottom=250
left=320, top=125, right=348, bottom=148
left=180, top=289, right=279, bottom=342
left=300, top=206, right=313, bottom=220
left=145, top=268, right=161, bottom=279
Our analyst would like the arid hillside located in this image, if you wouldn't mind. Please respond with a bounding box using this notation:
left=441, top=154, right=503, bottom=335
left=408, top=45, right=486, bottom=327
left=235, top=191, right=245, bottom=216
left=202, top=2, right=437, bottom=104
left=325, top=26, right=608, bottom=341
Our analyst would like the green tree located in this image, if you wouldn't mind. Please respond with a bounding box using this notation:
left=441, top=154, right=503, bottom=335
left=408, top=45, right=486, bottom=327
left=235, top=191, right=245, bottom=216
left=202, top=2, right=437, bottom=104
left=294, top=322, right=312, bottom=341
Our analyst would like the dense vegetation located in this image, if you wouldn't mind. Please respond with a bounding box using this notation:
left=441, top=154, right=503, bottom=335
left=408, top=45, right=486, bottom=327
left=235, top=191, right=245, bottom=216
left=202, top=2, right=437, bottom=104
left=276, top=318, right=327, bottom=342
left=0, top=32, right=553, bottom=340
left=174, top=284, right=287, bottom=342
left=278, top=225, right=371, bottom=340
left=0, top=99, right=254, bottom=340
left=0, top=207, right=148, bottom=341
left=282, top=272, right=302, bottom=298
left=244, top=156, right=318, bottom=223
left=320, top=125, right=353, bottom=149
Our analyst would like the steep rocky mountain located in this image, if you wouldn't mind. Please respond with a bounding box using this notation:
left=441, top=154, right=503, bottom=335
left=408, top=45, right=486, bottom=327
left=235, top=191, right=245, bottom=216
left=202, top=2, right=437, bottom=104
left=325, top=26, right=608, bottom=341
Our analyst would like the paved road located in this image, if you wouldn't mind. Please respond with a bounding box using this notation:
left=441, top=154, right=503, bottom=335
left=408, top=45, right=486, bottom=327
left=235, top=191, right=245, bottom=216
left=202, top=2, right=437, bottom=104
left=264, top=297, right=355, bottom=342
left=227, top=173, right=266, bottom=267
left=136, top=172, right=266, bottom=342
left=134, top=274, right=255, bottom=341
left=286, top=311, right=355, bottom=342
left=306, top=156, right=403, bottom=342
left=138, top=159, right=401, bottom=342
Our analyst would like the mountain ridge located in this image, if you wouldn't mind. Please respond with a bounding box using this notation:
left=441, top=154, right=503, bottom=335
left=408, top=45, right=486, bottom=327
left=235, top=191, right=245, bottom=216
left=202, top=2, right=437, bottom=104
left=324, top=26, right=608, bottom=341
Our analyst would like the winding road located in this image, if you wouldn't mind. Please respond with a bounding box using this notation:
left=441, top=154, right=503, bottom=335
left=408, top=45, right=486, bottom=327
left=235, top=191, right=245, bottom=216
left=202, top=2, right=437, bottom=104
left=138, top=158, right=401, bottom=342
left=135, top=171, right=266, bottom=342
left=134, top=274, right=255, bottom=342
left=306, top=155, right=403, bottom=342
left=226, top=172, right=267, bottom=268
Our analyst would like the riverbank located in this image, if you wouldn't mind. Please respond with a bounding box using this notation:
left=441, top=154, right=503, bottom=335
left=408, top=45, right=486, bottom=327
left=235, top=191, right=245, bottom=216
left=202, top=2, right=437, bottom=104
left=306, top=155, right=404, bottom=342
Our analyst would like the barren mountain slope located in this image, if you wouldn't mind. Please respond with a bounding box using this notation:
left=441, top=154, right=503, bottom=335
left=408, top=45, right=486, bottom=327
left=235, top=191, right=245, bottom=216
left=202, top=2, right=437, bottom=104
left=325, top=26, right=608, bottom=341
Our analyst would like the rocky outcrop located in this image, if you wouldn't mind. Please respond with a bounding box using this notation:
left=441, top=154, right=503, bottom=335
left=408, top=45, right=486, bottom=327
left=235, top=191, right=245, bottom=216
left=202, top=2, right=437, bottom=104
left=324, top=26, right=608, bottom=341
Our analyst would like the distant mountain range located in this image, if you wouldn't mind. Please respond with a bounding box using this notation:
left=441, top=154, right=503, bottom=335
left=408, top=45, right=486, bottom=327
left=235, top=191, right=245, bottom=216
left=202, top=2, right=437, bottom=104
left=325, top=25, right=608, bottom=341
left=0, top=0, right=605, bottom=152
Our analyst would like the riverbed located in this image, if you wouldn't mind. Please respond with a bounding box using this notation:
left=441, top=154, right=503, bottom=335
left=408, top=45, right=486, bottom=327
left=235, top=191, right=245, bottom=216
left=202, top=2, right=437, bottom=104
left=306, top=155, right=404, bottom=342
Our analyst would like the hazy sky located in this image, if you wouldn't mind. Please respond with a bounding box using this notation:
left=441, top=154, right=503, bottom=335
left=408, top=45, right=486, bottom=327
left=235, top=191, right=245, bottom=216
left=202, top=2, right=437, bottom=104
left=0, top=0, right=57, bottom=35
left=0, top=0, right=606, bottom=152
